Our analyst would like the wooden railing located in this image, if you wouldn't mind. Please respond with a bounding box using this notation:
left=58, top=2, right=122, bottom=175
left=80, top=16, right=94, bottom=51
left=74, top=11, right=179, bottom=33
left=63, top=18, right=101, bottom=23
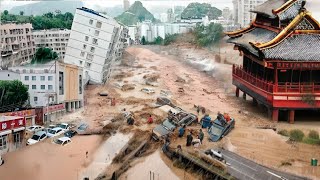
left=233, top=65, right=320, bottom=94
left=232, top=65, right=274, bottom=93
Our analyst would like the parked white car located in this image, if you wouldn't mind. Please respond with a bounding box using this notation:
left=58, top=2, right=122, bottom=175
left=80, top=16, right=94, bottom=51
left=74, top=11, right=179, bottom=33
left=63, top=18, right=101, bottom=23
left=57, top=123, right=70, bottom=131
left=47, top=127, right=64, bottom=138
left=54, top=137, right=72, bottom=146
left=26, top=125, right=44, bottom=133
left=0, top=155, right=4, bottom=166
left=141, top=88, right=155, bottom=94
left=27, top=131, right=47, bottom=145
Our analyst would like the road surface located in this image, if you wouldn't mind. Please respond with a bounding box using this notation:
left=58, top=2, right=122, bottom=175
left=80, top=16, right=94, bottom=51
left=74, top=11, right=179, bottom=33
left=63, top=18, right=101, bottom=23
left=220, top=150, right=309, bottom=180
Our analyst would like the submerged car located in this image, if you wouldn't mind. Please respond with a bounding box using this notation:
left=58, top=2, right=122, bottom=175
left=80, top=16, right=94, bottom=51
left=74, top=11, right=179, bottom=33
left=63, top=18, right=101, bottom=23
left=64, top=130, right=77, bottom=138
left=208, top=118, right=235, bottom=142
left=27, top=131, right=47, bottom=145
left=54, top=137, right=72, bottom=146
left=26, top=125, right=44, bottom=133
left=152, top=119, right=176, bottom=141
left=47, top=127, right=64, bottom=138
left=76, top=123, right=88, bottom=134
left=152, top=111, right=197, bottom=140
left=57, top=123, right=70, bottom=131
left=141, top=88, right=155, bottom=94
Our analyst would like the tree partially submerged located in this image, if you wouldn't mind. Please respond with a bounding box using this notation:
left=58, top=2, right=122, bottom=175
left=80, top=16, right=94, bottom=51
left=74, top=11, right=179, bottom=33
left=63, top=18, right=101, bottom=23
left=32, top=47, right=58, bottom=64
left=0, top=80, right=29, bottom=112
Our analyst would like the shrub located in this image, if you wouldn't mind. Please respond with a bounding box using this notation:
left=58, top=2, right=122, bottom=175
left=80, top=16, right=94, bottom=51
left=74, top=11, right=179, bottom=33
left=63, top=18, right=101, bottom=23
left=308, top=130, right=319, bottom=139
left=289, top=129, right=304, bottom=142
left=278, top=129, right=289, bottom=136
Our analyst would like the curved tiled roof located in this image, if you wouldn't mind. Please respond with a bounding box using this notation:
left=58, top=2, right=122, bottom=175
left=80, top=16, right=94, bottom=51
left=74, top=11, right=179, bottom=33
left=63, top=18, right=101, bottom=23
left=227, top=28, right=277, bottom=56
left=262, top=34, right=320, bottom=61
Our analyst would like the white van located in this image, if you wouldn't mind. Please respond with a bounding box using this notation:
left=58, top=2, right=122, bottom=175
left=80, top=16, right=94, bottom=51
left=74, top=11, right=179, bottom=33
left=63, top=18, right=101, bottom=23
left=0, top=155, right=4, bottom=166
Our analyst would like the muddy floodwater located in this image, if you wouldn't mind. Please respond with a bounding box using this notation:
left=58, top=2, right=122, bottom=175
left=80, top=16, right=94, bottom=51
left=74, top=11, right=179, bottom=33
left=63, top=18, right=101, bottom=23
left=120, top=150, right=179, bottom=180
left=81, top=133, right=132, bottom=179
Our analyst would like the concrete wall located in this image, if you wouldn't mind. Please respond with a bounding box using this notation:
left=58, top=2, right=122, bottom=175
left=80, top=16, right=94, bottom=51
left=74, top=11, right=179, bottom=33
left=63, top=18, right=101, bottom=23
left=0, top=70, right=21, bottom=81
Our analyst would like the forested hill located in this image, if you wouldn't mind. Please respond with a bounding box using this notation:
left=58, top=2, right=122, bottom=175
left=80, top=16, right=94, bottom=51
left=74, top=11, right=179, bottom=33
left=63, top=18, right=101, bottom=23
left=116, top=1, right=156, bottom=26
left=181, top=3, right=222, bottom=20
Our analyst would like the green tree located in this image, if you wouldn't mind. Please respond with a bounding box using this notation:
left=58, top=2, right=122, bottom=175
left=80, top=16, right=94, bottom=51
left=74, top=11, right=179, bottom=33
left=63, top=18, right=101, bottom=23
left=0, top=80, right=29, bottom=111
left=141, top=36, right=146, bottom=45
left=154, top=36, right=164, bottom=45
left=164, top=34, right=178, bottom=45
left=3, top=10, right=8, bottom=15
left=43, top=12, right=54, bottom=18
left=19, top=11, right=24, bottom=16
left=193, top=23, right=223, bottom=47
left=32, top=47, right=58, bottom=64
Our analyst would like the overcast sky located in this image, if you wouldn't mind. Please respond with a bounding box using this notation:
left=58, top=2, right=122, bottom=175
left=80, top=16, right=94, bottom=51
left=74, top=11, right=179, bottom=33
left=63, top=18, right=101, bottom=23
left=0, top=0, right=319, bottom=20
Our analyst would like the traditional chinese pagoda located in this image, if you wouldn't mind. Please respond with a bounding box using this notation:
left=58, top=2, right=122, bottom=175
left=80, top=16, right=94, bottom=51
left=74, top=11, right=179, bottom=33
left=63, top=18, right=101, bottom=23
left=226, top=0, right=320, bottom=123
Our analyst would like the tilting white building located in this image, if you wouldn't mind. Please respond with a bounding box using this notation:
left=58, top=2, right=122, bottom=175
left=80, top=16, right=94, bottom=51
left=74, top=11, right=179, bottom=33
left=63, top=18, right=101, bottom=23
left=32, top=29, right=70, bottom=60
left=64, top=7, right=128, bottom=84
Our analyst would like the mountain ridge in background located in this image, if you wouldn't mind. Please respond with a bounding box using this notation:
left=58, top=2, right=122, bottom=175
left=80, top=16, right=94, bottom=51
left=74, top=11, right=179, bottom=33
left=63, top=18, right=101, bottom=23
left=116, top=1, right=156, bottom=26
left=10, top=1, right=83, bottom=15
left=181, top=2, right=222, bottom=20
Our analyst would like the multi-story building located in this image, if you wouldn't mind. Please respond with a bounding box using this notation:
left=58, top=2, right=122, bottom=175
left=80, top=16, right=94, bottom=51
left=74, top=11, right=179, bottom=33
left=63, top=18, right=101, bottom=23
left=0, top=23, right=35, bottom=67
left=64, top=7, right=128, bottom=84
left=32, top=29, right=70, bottom=60
left=233, top=0, right=268, bottom=27
left=8, top=61, right=84, bottom=123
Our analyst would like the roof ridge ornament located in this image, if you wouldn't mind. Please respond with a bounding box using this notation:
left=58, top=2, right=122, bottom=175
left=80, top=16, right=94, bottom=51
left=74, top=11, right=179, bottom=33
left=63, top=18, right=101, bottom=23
left=272, top=0, right=301, bottom=15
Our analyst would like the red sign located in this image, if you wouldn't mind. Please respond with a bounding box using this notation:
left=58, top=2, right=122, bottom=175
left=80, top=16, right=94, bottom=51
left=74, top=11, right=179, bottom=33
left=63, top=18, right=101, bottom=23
left=0, top=117, right=25, bottom=131
left=43, top=104, right=65, bottom=114
left=267, top=62, right=320, bottom=69
left=0, top=109, right=35, bottom=117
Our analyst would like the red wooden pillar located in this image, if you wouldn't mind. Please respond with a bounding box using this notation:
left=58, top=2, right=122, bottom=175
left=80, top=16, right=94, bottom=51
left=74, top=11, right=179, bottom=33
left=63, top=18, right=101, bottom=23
left=288, top=110, right=295, bottom=124
left=236, top=88, right=240, bottom=97
left=272, top=109, right=279, bottom=122
left=243, top=92, right=246, bottom=100
left=274, top=63, right=278, bottom=92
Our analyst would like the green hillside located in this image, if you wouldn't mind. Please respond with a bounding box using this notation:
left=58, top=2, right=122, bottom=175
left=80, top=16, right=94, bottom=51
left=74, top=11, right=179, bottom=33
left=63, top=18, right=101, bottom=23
left=181, top=3, right=222, bottom=20
left=116, top=1, right=156, bottom=26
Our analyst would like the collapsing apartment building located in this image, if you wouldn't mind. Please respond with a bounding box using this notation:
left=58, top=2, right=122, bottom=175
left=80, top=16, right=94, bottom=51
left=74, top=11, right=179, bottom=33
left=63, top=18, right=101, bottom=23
left=227, top=0, right=320, bottom=123
left=64, top=7, right=128, bottom=84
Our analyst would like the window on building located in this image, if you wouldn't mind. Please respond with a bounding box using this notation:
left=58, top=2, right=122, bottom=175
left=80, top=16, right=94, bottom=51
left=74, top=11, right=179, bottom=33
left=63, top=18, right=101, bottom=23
left=48, top=76, right=53, bottom=81
left=90, top=47, right=95, bottom=53
left=32, top=85, right=36, bottom=89
left=80, top=51, right=85, bottom=57
left=85, top=62, right=91, bottom=68
left=25, top=85, right=29, bottom=89
left=34, top=97, right=38, bottom=102
left=79, top=61, right=83, bottom=65
left=83, top=44, right=87, bottom=49
left=32, top=76, right=36, bottom=81
left=0, top=135, right=7, bottom=150
left=79, top=75, right=82, bottom=94
left=59, top=72, right=64, bottom=95
left=94, top=30, right=100, bottom=36
left=48, top=85, right=53, bottom=90
left=89, top=19, right=93, bottom=25
left=86, top=54, right=94, bottom=60
left=85, top=36, right=89, bottom=41
left=25, top=76, right=29, bottom=81
left=40, top=76, right=45, bottom=81
left=41, top=85, right=45, bottom=90
left=92, top=38, right=98, bottom=45
left=96, top=21, right=102, bottom=28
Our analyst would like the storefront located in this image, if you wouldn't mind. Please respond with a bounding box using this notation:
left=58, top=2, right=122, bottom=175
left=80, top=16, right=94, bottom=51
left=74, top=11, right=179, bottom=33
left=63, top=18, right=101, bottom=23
left=35, top=104, right=65, bottom=125
left=0, top=116, right=26, bottom=155
left=0, top=109, right=36, bottom=127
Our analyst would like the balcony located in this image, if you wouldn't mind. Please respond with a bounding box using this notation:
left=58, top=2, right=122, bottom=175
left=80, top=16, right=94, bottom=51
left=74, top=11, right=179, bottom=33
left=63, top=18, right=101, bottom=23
left=233, top=65, right=320, bottom=109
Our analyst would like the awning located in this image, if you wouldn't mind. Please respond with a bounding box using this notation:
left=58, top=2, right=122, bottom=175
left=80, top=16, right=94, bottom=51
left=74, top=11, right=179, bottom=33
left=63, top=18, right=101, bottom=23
left=13, top=127, right=25, bottom=132
left=0, top=130, right=11, bottom=136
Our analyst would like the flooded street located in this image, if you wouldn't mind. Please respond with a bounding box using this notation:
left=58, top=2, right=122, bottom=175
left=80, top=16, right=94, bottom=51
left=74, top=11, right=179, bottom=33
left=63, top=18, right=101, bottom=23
left=120, top=150, right=179, bottom=180
left=81, top=133, right=132, bottom=179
